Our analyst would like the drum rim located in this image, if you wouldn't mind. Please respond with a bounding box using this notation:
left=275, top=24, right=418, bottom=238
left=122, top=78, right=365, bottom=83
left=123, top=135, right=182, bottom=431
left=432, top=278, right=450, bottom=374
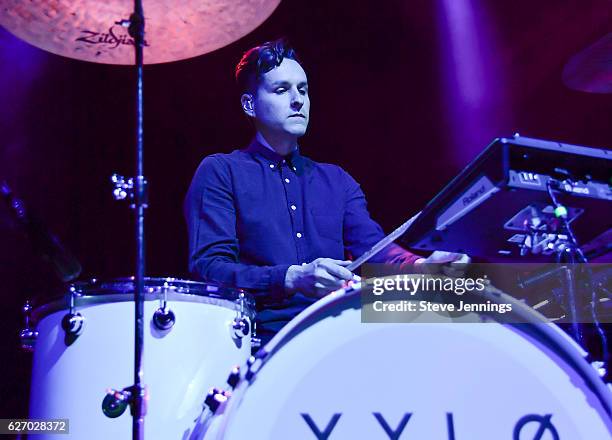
left=71, top=276, right=246, bottom=294
left=249, top=277, right=612, bottom=418
left=32, top=277, right=256, bottom=322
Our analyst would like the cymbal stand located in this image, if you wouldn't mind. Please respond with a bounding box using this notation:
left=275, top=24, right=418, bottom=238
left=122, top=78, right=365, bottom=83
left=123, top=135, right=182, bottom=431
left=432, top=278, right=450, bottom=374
left=103, top=1, right=148, bottom=439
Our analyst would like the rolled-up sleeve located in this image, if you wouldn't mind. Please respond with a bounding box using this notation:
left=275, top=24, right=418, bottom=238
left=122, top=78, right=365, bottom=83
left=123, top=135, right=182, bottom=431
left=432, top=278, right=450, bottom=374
left=184, top=155, right=290, bottom=299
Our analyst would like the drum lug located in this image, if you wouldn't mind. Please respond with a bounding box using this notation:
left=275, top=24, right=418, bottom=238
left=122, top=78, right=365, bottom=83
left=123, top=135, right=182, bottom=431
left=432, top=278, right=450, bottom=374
left=204, top=387, right=231, bottom=414
left=62, top=287, right=85, bottom=338
left=153, top=306, right=176, bottom=331
left=231, top=292, right=252, bottom=340
left=245, top=353, right=267, bottom=382
left=226, top=365, right=241, bottom=389
left=61, top=312, right=85, bottom=336
left=231, top=317, right=250, bottom=339
left=20, top=300, right=38, bottom=352
left=153, top=285, right=176, bottom=331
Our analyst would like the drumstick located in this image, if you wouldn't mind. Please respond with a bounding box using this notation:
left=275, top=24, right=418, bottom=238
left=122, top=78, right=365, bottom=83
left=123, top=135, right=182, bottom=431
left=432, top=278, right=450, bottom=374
left=347, top=211, right=421, bottom=272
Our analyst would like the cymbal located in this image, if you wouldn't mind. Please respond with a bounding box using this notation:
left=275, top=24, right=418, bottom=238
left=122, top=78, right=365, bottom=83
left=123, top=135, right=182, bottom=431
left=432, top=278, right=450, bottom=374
left=0, top=0, right=281, bottom=65
left=563, top=32, right=612, bottom=94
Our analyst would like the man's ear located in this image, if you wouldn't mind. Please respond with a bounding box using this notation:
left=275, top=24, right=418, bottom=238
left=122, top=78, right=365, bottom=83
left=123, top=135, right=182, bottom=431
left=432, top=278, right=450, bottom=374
left=240, top=93, right=255, bottom=117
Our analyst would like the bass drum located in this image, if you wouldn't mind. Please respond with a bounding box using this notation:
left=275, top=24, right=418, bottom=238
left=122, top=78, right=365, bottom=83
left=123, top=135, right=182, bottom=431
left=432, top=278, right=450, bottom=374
left=29, top=278, right=255, bottom=439
left=206, top=280, right=611, bottom=439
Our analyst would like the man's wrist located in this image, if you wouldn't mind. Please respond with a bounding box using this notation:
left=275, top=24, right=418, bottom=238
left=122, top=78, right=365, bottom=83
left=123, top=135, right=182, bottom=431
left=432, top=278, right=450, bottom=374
left=284, top=265, right=301, bottom=293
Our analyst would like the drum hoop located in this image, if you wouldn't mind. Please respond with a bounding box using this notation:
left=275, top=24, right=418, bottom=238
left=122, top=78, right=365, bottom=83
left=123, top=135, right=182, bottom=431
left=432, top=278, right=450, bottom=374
left=33, top=277, right=256, bottom=322
left=71, top=276, right=248, bottom=295
left=252, top=278, right=612, bottom=417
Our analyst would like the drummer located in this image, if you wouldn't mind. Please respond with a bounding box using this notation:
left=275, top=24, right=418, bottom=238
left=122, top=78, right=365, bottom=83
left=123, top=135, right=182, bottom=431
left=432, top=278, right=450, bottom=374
left=184, top=38, right=469, bottom=344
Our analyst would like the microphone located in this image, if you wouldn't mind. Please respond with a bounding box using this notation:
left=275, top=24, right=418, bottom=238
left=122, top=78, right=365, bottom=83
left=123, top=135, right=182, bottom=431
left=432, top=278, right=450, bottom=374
left=1, top=181, right=82, bottom=282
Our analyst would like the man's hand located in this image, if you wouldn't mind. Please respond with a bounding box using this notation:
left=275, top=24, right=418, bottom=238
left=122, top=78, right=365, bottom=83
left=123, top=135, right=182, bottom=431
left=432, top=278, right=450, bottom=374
left=415, top=251, right=471, bottom=277
left=285, top=258, right=355, bottom=298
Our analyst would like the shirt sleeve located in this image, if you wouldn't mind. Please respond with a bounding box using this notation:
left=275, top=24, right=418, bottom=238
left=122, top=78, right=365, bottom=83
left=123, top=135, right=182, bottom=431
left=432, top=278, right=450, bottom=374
left=340, top=168, right=421, bottom=266
left=184, top=155, right=291, bottom=300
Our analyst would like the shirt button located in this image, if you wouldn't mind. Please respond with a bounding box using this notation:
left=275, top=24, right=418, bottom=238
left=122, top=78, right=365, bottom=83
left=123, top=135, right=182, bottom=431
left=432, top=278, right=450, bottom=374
left=284, top=178, right=290, bottom=183
left=269, top=164, right=275, bottom=169
left=292, top=166, right=297, bottom=171
left=282, top=159, right=286, bottom=164
left=290, top=204, right=297, bottom=211
left=296, top=232, right=302, bottom=238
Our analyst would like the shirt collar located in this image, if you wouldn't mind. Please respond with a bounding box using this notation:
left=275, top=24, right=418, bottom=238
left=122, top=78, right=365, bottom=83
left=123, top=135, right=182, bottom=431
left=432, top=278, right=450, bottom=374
left=256, top=132, right=297, bottom=154
left=246, top=135, right=304, bottom=174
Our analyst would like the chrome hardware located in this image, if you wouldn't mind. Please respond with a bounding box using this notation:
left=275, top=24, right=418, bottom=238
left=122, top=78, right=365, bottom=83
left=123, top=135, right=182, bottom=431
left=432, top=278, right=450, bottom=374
left=153, top=305, right=175, bottom=330
left=251, top=336, right=262, bottom=349
left=251, top=319, right=261, bottom=348
left=231, top=317, right=250, bottom=339
left=152, top=282, right=175, bottom=331
left=231, top=292, right=251, bottom=340
left=102, top=388, right=131, bottom=418
left=111, top=174, right=148, bottom=209
left=244, top=349, right=270, bottom=381
left=62, top=287, right=85, bottom=338
left=111, top=174, right=133, bottom=201
left=226, top=366, right=241, bottom=389
left=20, top=300, right=38, bottom=352
left=20, top=328, right=38, bottom=352
left=101, top=385, right=146, bottom=419
left=204, top=388, right=231, bottom=414
left=61, top=312, right=85, bottom=336
left=245, top=355, right=265, bottom=382
left=591, top=361, right=607, bottom=378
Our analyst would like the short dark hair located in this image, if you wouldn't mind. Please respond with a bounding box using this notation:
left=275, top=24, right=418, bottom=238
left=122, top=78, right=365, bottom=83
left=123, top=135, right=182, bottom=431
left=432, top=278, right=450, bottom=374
left=235, top=38, right=301, bottom=95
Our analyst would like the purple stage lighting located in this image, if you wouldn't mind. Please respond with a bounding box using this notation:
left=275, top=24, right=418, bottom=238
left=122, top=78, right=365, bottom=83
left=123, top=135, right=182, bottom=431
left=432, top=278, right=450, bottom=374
left=437, top=0, right=506, bottom=166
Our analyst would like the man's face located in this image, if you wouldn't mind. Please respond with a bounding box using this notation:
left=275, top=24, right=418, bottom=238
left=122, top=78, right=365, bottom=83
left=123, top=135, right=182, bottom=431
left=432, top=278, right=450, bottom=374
left=250, top=58, right=310, bottom=138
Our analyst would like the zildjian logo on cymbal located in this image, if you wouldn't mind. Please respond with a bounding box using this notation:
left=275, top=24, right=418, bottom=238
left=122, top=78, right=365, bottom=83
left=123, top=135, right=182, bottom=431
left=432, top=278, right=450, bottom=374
left=75, top=26, right=150, bottom=49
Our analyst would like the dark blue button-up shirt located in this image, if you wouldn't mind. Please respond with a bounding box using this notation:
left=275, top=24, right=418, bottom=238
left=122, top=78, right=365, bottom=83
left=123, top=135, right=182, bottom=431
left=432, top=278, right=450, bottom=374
left=184, top=138, right=419, bottom=339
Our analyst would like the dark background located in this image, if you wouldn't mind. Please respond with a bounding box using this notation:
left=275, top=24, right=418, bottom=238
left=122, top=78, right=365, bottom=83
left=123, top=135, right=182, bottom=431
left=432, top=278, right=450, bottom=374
left=1, top=0, right=611, bottom=418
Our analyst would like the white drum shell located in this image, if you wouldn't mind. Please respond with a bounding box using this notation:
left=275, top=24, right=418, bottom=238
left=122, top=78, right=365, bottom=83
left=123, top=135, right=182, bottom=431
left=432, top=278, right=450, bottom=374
left=30, top=291, right=252, bottom=439
left=209, top=287, right=612, bottom=440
